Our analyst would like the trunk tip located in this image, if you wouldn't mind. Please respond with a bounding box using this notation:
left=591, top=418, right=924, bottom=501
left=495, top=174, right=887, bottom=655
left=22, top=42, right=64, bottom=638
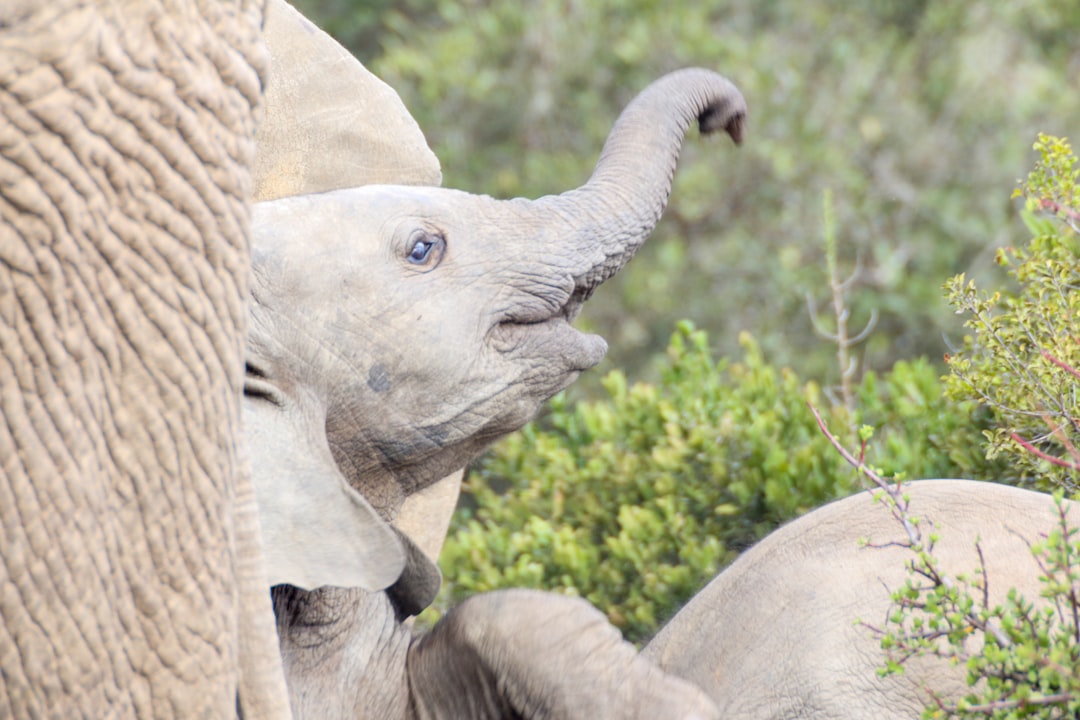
left=699, top=98, right=747, bottom=145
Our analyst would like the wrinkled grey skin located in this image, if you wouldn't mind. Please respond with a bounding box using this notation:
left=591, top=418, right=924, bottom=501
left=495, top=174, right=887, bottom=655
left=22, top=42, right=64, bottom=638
left=644, top=479, right=1067, bottom=719
left=0, top=0, right=289, bottom=717
left=246, top=68, right=746, bottom=719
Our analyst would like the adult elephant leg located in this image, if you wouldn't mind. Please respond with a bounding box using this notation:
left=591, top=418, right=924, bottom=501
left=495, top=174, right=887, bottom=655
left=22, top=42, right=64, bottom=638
left=0, top=1, right=286, bottom=717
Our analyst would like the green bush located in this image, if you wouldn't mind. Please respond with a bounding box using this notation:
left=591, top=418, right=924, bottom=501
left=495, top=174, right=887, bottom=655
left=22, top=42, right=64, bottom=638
left=424, top=322, right=1002, bottom=643
left=944, top=134, right=1080, bottom=492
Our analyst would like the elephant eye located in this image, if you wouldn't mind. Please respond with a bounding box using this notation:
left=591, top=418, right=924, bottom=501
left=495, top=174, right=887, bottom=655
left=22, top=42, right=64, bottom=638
left=405, top=231, right=445, bottom=268
left=408, top=238, right=433, bottom=263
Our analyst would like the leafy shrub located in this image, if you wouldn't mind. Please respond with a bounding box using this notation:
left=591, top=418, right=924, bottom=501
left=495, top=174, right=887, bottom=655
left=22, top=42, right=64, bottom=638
left=423, top=322, right=1001, bottom=643
left=944, top=134, right=1080, bottom=492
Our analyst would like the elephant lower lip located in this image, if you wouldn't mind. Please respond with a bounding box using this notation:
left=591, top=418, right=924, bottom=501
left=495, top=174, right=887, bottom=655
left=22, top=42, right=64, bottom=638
left=492, top=317, right=607, bottom=371
left=565, top=328, right=608, bottom=370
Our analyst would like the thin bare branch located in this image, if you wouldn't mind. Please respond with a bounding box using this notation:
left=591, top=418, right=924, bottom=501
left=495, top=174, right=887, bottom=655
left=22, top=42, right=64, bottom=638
left=848, top=308, right=879, bottom=346
left=806, top=292, right=840, bottom=342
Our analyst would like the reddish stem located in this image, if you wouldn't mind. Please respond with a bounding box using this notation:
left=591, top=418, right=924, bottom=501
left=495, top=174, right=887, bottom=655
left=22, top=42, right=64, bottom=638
left=1041, top=350, right=1080, bottom=382
left=1010, top=432, right=1080, bottom=471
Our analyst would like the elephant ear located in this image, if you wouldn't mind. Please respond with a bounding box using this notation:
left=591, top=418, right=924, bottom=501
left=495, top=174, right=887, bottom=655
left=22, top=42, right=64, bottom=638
left=254, top=0, right=442, bottom=201
left=387, top=530, right=443, bottom=618
left=243, top=395, right=406, bottom=591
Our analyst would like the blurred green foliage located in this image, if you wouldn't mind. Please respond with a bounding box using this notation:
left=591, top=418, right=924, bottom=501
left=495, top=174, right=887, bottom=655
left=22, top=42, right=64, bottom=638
left=419, top=321, right=1002, bottom=643
left=291, top=0, right=1079, bottom=388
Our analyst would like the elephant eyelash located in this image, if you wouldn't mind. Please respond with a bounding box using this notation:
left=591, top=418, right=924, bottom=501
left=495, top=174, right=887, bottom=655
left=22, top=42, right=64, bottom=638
left=244, top=379, right=284, bottom=406
left=244, top=362, right=284, bottom=406
left=245, top=361, right=268, bottom=379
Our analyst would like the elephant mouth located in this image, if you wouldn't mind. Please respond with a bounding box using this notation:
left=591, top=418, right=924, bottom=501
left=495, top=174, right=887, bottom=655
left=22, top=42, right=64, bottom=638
left=500, top=278, right=594, bottom=326
left=492, top=286, right=606, bottom=372
left=563, top=284, right=593, bottom=323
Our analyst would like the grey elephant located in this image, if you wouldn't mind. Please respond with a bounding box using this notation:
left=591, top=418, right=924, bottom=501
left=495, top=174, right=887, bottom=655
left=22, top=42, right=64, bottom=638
left=0, top=0, right=289, bottom=717
left=2, top=0, right=747, bottom=717
left=643, top=479, right=1069, bottom=719
left=246, top=39, right=746, bottom=720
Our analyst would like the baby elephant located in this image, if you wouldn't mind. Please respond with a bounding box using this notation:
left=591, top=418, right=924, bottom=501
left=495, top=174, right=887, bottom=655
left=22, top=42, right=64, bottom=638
left=245, top=62, right=746, bottom=719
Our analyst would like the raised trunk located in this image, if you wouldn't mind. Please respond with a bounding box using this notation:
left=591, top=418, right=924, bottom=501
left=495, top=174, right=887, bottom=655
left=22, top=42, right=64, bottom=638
left=539, top=68, right=746, bottom=295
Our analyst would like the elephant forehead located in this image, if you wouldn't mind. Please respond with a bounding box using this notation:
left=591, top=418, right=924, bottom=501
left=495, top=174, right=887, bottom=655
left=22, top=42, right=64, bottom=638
left=252, top=194, right=376, bottom=260
left=298, top=183, right=472, bottom=217
left=251, top=187, right=444, bottom=267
